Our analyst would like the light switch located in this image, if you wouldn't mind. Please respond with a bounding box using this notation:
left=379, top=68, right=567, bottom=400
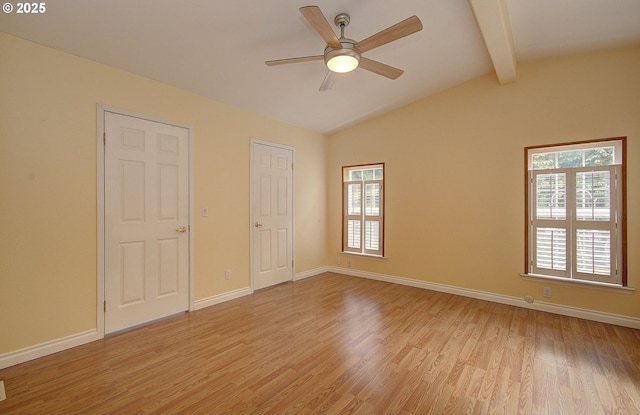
left=202, top=206, right=209, bottom=217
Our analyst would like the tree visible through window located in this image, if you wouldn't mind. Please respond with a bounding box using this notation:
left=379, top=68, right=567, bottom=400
left=525, top=138, right=626, bottom=285
left=343, top=164, right=384, bottom=256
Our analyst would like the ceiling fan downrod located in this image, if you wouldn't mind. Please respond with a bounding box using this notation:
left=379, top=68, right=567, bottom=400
left=334, top=13, right=350, bottom=39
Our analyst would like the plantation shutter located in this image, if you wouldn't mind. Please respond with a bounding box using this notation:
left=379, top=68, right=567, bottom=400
left=572, top=166, right=618, bottom=283
left=363, top=180, right=383, bottom=256
left=530, top=166, right=619, bottom=283
left=531, top=170, right=569, bottom=277
left=344, top=182, right=362, bottom=253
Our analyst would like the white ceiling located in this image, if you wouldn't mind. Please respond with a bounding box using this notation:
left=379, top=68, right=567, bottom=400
left=1, top=0, right=639, bottom=134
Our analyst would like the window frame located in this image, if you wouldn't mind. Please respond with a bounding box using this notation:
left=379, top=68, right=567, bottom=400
left=342, top=163, right=385, bottom=257
left=524, top=137, right=627, bottom=286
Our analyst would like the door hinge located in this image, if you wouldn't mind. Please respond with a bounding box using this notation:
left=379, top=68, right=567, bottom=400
left=292, top=260, right=294, bottom=268
left=104, top=301, right=107, bottom=312
left=103, top=132, right=106, bottom=145
left=291, top=163, right=294, bottom=170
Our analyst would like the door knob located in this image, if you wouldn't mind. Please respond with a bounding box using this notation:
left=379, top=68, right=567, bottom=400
left=176, top=226, right=187, bottom=233
left=254, top=222, right=263, bottom=228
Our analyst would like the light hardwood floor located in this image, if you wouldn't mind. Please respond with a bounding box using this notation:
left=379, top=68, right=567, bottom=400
left=1, top=272, right=639, bottom=414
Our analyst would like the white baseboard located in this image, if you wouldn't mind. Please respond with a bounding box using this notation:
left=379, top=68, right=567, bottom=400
left=0, top=329, right=100, bottom=370
left=193, top=286, right=253, bottom=311
left=295, top=266, right=330, bottom=281
left=327, top=266, right=640, bottom=329
left=1, top=288, right=254, bottom=369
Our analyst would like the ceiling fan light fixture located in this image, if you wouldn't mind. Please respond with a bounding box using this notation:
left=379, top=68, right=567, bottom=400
left=325, top=41, right=360, bottom=73
left=327, top=54, right=359, bottom=73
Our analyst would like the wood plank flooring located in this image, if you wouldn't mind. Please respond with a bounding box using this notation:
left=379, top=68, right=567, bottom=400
left=1, top=272, right=639, bottom=414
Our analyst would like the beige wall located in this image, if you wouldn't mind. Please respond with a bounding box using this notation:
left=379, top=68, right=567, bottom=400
left=0, top=33, right=327, bottom=354
left=328, top=47, right=640, bottom=318
left=1, top=30, right=638, bottom=359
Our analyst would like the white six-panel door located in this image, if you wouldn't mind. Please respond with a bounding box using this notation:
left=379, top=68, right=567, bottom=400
left=252, top=141, right=294, bottom=290
left=104, top=112, right=189, bottom=333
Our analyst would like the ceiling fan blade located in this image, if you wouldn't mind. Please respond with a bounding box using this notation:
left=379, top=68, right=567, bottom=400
left=319, top=71, right=337, bottom=91
left=358, top=57, right=404, bottom=80
left=299, top=6, right=341, bottom=48
left=356, top=15, right=423, bottom=53
left=265, top=55, right=324, bottom=66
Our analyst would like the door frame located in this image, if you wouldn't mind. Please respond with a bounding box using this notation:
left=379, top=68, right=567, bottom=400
left=96, top=104, right=194, bottom=338
left=249, top=138, right=295, bottom=290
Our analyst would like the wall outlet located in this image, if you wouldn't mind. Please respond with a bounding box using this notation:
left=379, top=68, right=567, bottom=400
left=336, top=258, right=341, bottom=265
left=348, top=259, right=352, bottom=268
left=543, top=287, right=551, bottom=298
left=0, top=380, right=6, bottom=402
left=225, top=269, right=231, bottom=280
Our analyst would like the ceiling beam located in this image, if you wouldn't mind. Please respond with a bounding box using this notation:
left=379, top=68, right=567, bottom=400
left=468, top=0, right=517, bottom=84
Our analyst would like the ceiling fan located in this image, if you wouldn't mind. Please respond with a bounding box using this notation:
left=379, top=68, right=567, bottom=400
left=265, top=5, right=423, bottom=91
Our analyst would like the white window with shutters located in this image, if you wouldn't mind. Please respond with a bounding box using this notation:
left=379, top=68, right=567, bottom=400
left=343, top=164, right=384, bottom=256
left=526, top=139, right=626, bottom=286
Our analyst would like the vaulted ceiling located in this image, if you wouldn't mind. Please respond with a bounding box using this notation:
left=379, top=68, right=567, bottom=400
left=1, top=0, right=639, bottom=133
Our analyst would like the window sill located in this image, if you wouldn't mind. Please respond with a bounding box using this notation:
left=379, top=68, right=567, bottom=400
left=341, top=252, right=387, bottom=260
left=520, top=273, right=635, bottom=294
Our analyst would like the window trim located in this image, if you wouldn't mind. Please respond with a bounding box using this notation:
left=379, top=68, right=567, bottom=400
left=342, top=163, right=385, bottom=257
left=520, top=273, right=634, bottom=294
left=524, top=137, right=627, bottom=287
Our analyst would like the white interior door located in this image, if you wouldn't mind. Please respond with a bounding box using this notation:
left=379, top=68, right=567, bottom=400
left=252, top=141, right=294, bottom=290
left=104, top=112, right=190, bottom=333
